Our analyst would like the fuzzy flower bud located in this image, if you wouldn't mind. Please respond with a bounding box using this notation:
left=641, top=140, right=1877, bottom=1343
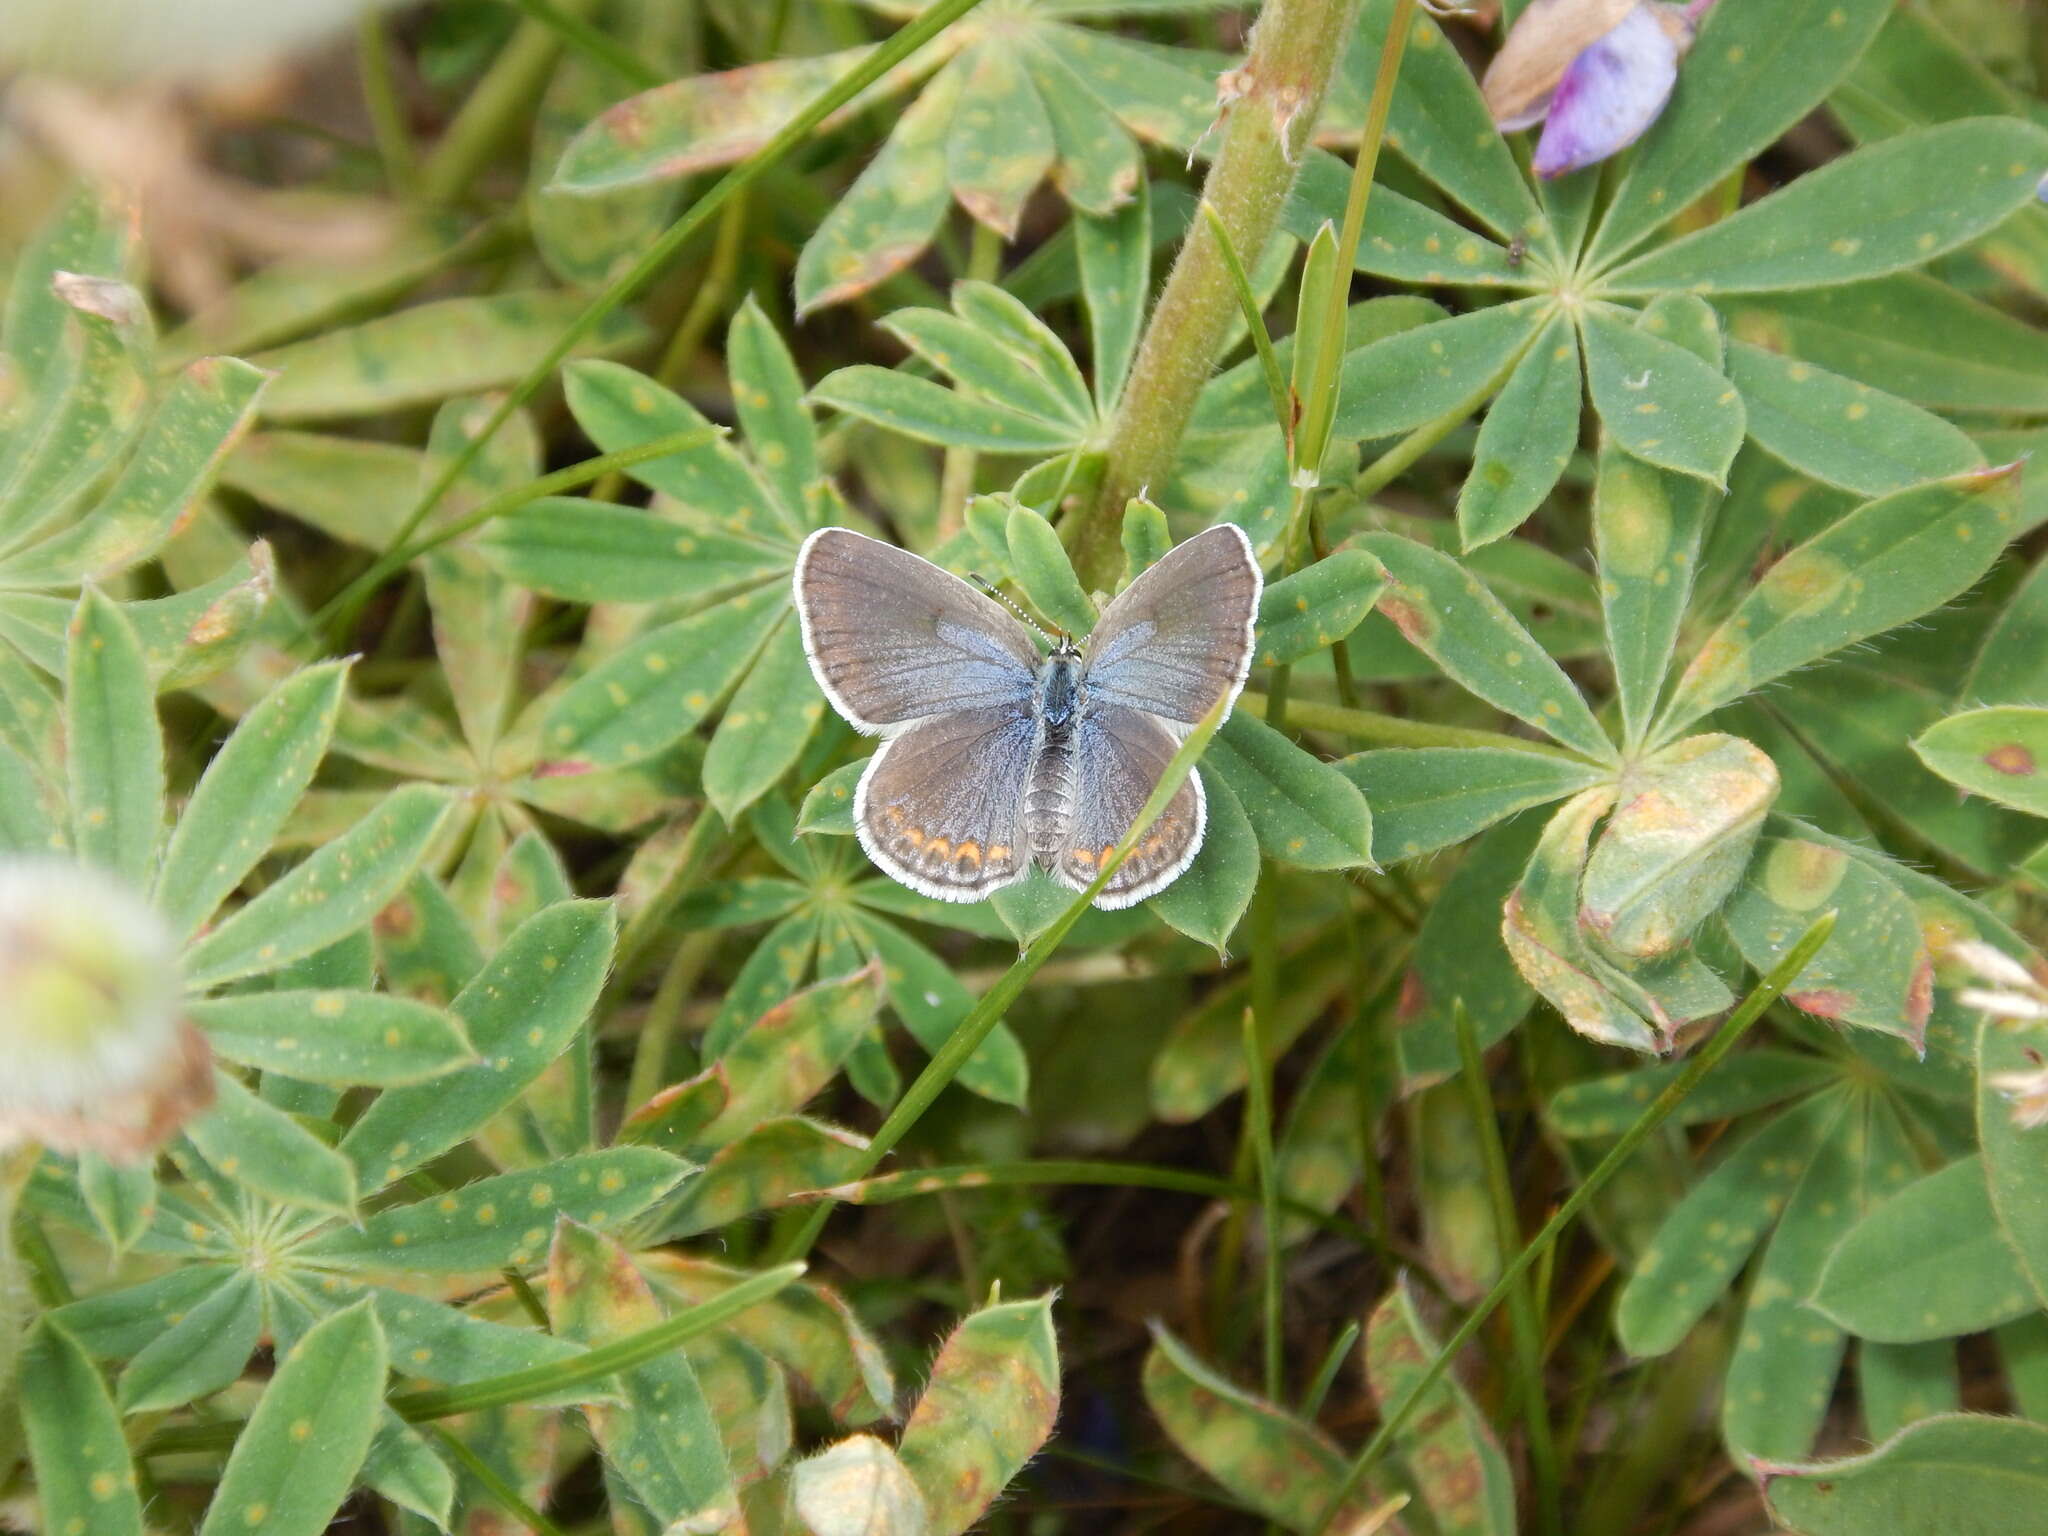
left=0, top=857, right=210, bottom=1162
left=1949, top=937, right=2048, bottom=1133
left=1482, top=0, right=1715, bottom=180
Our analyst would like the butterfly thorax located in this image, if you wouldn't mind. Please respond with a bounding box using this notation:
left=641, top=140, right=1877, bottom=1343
left=1025, top=644, right=1086, bottom=861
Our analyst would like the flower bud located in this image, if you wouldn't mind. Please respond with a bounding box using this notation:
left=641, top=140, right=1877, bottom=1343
left=0, top=856, right=210, bottom=1162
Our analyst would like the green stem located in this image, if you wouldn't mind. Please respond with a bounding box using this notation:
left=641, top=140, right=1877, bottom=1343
left=429, top=1427, right=575, bottom=1536
left=1243, top=1004, right=1285, bottom=1400
left=1239, top=692, right=1597, bottom=761
left=374, top=0, right=996, bottom=625
left=1074, top=0, right=1364, bottom=589
left=1308, top=910, right=1839, bottom=1534
left=775, top=691, right=1238, bottom=1264
left=356, top=11, right=419, bottom=199
left=1454, top=1003, right=1560, bottom=1536
left=144, top=1263, right=806, bottom=1456
left=625, top=927, right=721, bottom=1109
left=604, top=806, right=728, bottom=1012
left=503, top=0, right=665, bottom=88
left=1302, top=1320, right=1361, bottom=1418
left=419, top=0, right=597, bottom=206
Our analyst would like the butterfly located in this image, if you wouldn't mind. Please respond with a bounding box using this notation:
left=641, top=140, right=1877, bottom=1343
left=793, top=524, right=1261, bottom=909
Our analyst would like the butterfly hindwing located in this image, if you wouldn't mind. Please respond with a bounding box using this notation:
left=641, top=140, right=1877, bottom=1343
left=1045, top=704, right=1206, bottom=909
left=855, top=706, right=1036, bottom=902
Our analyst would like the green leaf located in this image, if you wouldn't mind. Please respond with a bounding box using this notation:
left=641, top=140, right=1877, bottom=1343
left=660, top=1116, right=868, bottom=1237
left=248, top=295, right=644, bottom=420
left=1006, top=501, right=1095, bottom=631
left=1725, top=341, right=1983, bottom=497
left=1725, top=275, right=2048, bottom=412
left=539, top=590, right=783, bottom=772
left=1912, top=707, right=2048, bottom=818
left=1586, top=0, right=1895, bottom=271
left=798, top=761, right=864, bottom=836
left=185, top=1071, right=358, bottom=1217
left=1723, top=1091, right=1914, bottom=1462
left=1365, top=1278, right=1516, bottom=1536
left=1142, top=1324, right=1385, bottom=1531
left=564, top=360, right=792, bottom=540
left=1657, top=464, right=2024, bottom=739
left=1764, top=1414, right=2048, bottom=1535
left=75, top=1151, right=156, bottom=1256
left=1254, top=550, right=1386, bottom=668
left=341, top=900, right=616, bottom=1184
left=221, top=431, right=420, bottom=549
left=796, top=64, right=962, bottom=316
left=1395, top=814, right=1540, bottom=1084
left=1580, top=304, right=1744, bottom=487
left=0, top=737, right=60, bottom=853
left=1501, top=788, right=1662, bottom=1053
left=19, top=1319, right=146, bottom=1536
left=1328, top=300, right=1546, bottom=444
left=360, top=1413, right=456, bottom=1529
left=1616, top=1089, right=1841, bottom=1357
left=1076, top=182, right=1150, bottom=411
left=549, top=1219, right=740, bottom=1529
left=1967, top=555, right=2048, bottom=705
left=1348, top=0, right=1545, bottom=246
left=899, top=1295, right=1060, bottom=1536
left=1457, top=312, right=1581, bottom=550
left=1859, top=1341, right=1961, bottom=1445
left=1606, top=118, right=2048, bottom=295
left=2, top=356, right=267, bottom=587
left=1722, top=837, right=1933, bottom=1043
left=810, top=365, right=1081, bottom=454
left=1359, top=531, right=1614, bottom=761
left=695, top=964, right=883, bottom=1146
left=478, top=497, right=786, bottom=605
left=884, top=305, right=1090, bottom=436
left=117, top=1269, right=261, bottom=1413
left=182, top=784, right=456, bottom=990
left=1979, top=1011, right=2048, bottom=1310
left=1579, top=733, right=1777, bottom=960
left=1546, top=1049, right=1838, bottom=1138
left=1592, top=380, right=1721, bottom=745
left=1146, top=771, right=1259, bottom=950
left=1811, top=1156, right=2038, bottom=1343
left=190, top=991, right=475, bottom=1087
left=306, top=1148, right=688, bottom=1273
left=1206, top=711, right=1374, bottom=870
left=198, top=1299, right=387, bottom=1536
left=1341, top=747, right=1602, bottom=864
left=154, top=660, right=348, bottom=941
left=65, top=587, right=162, bottom=886
left=848, top=914, right=1029, bottom=1105
left=727, top=296, right=819, bottom=520
left=703, top=615, right=826, bottom=822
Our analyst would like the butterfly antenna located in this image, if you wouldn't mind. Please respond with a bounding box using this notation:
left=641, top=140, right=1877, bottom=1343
left=967, top=572, right=1062, bottom=648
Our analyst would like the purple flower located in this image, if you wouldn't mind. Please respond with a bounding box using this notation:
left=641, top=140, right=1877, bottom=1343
left=1482, top=0, right=1715, bottom=180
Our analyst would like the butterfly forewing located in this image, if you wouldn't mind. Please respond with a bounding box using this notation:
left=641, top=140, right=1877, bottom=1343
left=794, top=528, right=1040, bottom=734
left=1082, top=524, right=1261, bottom=727
left=855, top=706, right=1036, bottom=901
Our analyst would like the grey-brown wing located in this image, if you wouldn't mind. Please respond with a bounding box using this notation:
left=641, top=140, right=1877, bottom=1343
left=1046, top=704, right=1205, bottom=910
left=794, top=527, right=1041, bottom=735
left=1082, top=523, right=1261, bottom=728
left=855, top=706, right=1036, bottom=902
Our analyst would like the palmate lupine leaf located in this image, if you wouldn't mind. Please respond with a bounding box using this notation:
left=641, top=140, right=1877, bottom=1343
left=1765, top=1416, right=2048, bottom=1536
left=551, top=1, right=1224, bottom=312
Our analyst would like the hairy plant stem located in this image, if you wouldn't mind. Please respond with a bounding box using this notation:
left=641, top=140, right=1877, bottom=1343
left=1072, top=0, right=1362, bottom=589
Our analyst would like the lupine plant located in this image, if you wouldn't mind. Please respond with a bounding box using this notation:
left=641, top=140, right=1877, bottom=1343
left=3, top=0, right=2048, bottom=1532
